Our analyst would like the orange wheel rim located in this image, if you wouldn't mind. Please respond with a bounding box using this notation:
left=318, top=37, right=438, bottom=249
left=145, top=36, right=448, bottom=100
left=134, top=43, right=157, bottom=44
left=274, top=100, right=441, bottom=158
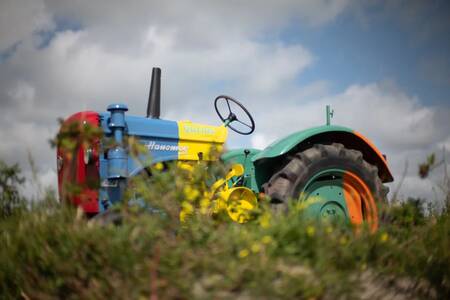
left=343, top=171, right=378, bottom=232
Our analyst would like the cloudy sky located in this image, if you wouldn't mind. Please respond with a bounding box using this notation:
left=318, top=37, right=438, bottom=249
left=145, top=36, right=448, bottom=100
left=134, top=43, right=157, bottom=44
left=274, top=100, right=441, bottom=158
left=0, top=0, right=449, bottom=202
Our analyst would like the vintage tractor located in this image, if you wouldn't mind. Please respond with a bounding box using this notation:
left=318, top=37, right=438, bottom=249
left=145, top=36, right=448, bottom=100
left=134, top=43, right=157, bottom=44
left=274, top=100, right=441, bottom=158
left=57, top=68, right=393, bottom=230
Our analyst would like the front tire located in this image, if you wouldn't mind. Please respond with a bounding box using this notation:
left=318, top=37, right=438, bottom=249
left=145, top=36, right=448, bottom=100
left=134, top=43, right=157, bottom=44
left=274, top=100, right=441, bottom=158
left=264, top=143, right=388, bottom=231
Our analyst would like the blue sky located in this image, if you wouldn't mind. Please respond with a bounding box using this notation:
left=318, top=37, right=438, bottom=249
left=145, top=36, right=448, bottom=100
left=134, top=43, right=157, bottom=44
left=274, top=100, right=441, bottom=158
left=0, top=0, right=449, bottom=201
left=284, top=1, right=450, bottom=107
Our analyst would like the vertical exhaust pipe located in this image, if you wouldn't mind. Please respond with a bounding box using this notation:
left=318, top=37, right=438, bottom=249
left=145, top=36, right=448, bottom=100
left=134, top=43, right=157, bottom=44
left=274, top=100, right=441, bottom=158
left=147, top=67, right=161, bottom=118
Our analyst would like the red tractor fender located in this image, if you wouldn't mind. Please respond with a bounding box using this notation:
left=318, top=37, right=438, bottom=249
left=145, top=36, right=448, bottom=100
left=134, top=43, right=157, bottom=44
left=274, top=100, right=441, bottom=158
left=57, top=111, right=101, bottom=214
left=252, top=125, right=393, bottom=183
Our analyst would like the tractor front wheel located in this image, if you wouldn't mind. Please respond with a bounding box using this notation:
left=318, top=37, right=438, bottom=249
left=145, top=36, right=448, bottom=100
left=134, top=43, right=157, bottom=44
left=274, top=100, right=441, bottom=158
left=264, top=143, right=388, bottom=231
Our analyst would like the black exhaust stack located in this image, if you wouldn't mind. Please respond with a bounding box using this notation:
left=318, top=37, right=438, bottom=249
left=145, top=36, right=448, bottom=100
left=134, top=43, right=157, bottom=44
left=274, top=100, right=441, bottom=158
left=147, top=67, right=161, bottom=118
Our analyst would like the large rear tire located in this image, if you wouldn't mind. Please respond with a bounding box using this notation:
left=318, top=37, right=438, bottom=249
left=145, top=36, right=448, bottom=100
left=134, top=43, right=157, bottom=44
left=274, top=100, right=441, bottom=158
left=264, top=143, right=388, bottom=231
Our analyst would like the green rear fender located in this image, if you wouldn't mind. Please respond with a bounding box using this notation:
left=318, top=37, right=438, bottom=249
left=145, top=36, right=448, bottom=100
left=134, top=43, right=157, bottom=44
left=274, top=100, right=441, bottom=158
left=252, top=125, right=352, bottom=160
left=251, top=125, right=393, bottom=190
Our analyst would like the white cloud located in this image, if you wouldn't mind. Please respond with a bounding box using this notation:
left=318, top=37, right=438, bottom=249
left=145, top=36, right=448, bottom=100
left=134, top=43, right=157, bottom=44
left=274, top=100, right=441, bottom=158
left=0, top=0, right=53, bottom=50
left=331, top=82, right=441, bottom=151
left=41, top=0, right=352, bottom=48
left=252, top=81, right=450, bottom=201
left=0, top=0, right=448, bottom=203
left=1, top=0, right=325, bottom=197
left=251, top=134, right=271, bottom=149
left=7, top=80, right=35, bottom=108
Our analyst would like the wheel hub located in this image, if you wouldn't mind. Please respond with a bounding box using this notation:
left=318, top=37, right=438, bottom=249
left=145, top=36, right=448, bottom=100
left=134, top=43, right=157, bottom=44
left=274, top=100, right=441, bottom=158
left=320, top=201, right=346, bottom=221
left=300, top=178, right=347, bottom=223
left=299, top=169, right=378, bottom=231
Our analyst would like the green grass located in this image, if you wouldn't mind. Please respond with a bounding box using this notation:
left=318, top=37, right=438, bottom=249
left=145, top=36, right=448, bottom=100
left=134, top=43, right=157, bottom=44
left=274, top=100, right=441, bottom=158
left=1, top=161, right=449, bottom=299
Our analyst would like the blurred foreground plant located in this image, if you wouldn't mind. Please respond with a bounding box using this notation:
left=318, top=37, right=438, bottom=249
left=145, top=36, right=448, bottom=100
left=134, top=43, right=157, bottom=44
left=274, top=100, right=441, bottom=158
left=418, top=148, right=450, bottom=212
left=0, top=155, right=449, bottom=299
left=0, top=160, right=25, bottom=218
left=1, top=130, right=450, bottom=299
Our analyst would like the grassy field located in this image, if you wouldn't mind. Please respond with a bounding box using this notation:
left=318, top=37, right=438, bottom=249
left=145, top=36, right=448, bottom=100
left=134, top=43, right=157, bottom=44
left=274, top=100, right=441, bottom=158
left=1, top=159, right=449, bottom=299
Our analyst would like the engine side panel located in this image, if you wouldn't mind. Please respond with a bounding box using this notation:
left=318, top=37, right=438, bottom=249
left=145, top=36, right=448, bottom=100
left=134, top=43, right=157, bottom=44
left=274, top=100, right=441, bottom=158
left=178, top=121, right=228, bottom=161
left=99, top=114, right=228, bottom=177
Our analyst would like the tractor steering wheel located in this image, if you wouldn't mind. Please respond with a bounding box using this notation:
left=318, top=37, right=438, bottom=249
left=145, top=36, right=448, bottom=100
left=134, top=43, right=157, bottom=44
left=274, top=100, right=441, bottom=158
left=214, top=95, right=255, bottom=135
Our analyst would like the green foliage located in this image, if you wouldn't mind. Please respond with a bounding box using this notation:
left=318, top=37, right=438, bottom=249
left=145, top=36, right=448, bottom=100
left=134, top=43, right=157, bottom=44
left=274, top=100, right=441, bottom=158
left=419, top=153, right=436, bottom=179
left=50, top=118, right=103, bottom=153
left=417, top=150, right=450, bottom=212
left=0, top=159, right=449, bottom=299
left=387, top=197, right=426, bottom=228
left=0, top=161, right=25, bottom=218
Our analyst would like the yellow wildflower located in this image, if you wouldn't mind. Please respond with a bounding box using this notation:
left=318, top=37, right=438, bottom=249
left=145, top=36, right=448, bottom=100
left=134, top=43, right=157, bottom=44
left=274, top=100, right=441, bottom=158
left=180, top=201, right=195, bottom=222
left=296, top=195, right=321, bottom=211
left=154, top=162, right=164, bottom=171
left=183, top=186, right=200, bottom=201
left=306, top=225, right=315, bottom=237
left=262, top=235, right=273, bottom=244
left=200, top=197, right=210, bottom=206
left=325, top=226, right=333, bottom=234
left=251, top=243, right=261, bottom=253
left=199, top=198, right=211, bottom=214
left=380, top=232, right=389, bottom=243
left=181, top=201, right=194, bottom=214
left=259, top=212, right=271, bottom=228
left=339, top=236, right=347, bottom=245
left=361, top=263, right=367, bottom=271
left=179, top=211, right=188, bottom=222
left=239, top=249, right=249, bottom=258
